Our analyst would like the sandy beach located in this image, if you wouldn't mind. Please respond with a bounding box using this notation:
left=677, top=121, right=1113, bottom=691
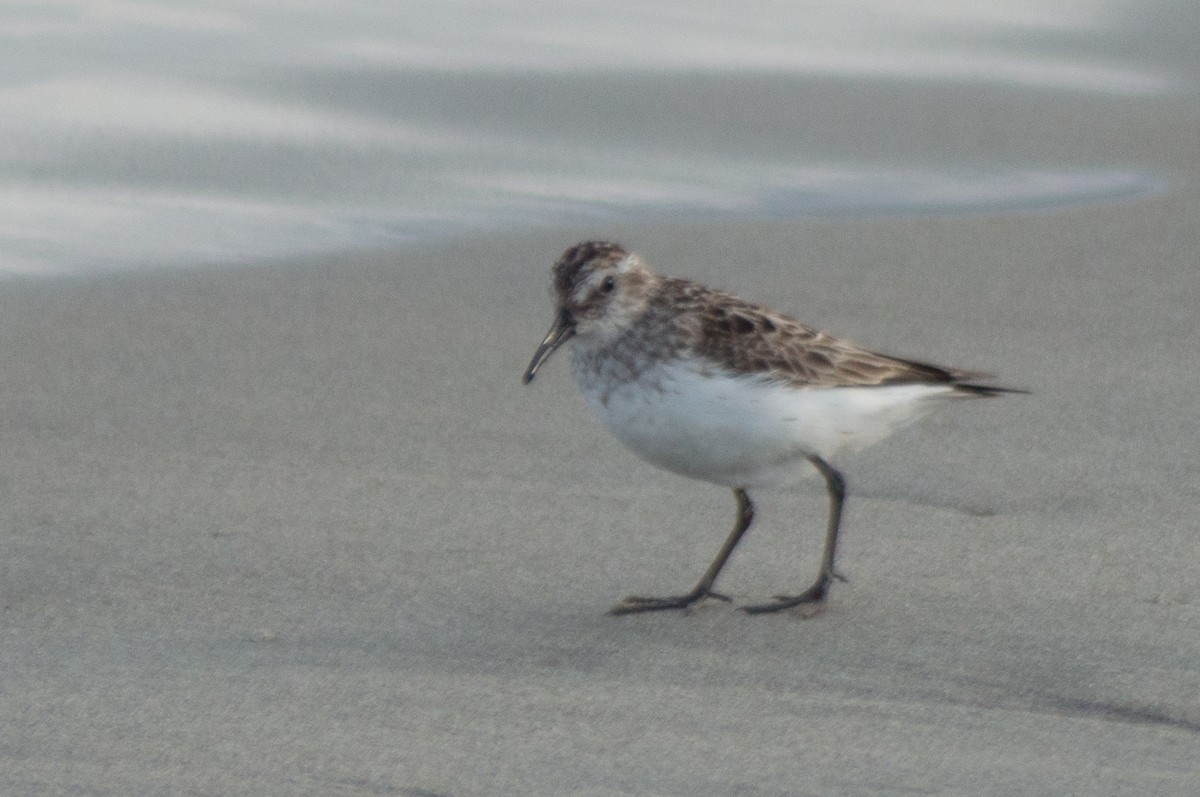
left=5, top=199, right=1200, bottom=793
left=4, top=7, right=1200, bottom=795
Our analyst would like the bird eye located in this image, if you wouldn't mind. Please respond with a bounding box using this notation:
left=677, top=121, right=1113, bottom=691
left=601, top=276, right=616, bottom=293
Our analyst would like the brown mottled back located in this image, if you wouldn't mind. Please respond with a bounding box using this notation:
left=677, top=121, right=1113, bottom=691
left=650, top=277, right=993, bottom=390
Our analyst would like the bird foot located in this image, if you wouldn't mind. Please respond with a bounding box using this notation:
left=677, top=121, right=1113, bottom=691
left=741, top=571, right=844, bottom=615
left=608, top=588, right=731, bottom=615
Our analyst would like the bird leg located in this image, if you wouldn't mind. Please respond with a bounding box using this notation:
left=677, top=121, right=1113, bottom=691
left=742, top=456, right=847, bottom=614
left=609, top=488, right=754, bottom=615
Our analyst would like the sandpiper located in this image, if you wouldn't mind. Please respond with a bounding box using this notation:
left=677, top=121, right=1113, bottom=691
left=524, top=241, right=1022, bottom=615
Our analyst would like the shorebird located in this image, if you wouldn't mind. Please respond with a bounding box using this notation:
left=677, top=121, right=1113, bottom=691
left=524, top=241, right=1022, bottom=614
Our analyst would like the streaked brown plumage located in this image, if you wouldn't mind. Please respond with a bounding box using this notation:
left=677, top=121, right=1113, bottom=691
left=525, top=240, right=1023, bottom=615
left=546, top=241, right=1010, bottom=394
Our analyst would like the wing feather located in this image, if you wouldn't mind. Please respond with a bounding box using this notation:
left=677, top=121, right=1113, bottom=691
left=655, top=278, right=1010, bottom=392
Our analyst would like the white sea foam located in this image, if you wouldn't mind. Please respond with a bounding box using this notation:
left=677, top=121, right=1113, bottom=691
left=0, top=0, right=1175, bottom=274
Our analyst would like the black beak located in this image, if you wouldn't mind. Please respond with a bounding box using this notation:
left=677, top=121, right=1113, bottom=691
left=523, top=308, right=575, bottom=384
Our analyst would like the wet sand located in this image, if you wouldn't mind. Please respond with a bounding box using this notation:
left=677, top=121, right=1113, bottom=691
left=4, top=68, right=1200, bottom=797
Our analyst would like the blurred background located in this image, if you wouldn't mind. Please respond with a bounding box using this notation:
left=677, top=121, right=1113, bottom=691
left=0, top=0, right=1178, bottom=275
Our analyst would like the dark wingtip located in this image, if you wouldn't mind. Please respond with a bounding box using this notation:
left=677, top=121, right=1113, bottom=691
left=953, top=383, right=1031, bottom=397
left=884, top=356, right=1029, bottom=396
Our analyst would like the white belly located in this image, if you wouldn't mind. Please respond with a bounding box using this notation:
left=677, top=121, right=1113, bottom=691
left=575, top=358, right=956, bottom=489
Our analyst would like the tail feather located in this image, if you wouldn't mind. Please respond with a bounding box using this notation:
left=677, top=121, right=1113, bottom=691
left=884, top=354, right=1029, bottom=397
left=952, top=382, right=1030, bottom=397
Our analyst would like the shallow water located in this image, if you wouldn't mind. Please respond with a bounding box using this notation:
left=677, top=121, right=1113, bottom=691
left=0, top=0, right=1181, bottom=274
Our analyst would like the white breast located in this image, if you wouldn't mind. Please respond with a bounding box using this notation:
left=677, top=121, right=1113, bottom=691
left=574, top=356, right=957, bottom=489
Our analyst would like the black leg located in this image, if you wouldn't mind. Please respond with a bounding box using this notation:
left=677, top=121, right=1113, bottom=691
left=610, top=488, right=754, bottom=615
left=742, top=456, right=847, bottom=614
